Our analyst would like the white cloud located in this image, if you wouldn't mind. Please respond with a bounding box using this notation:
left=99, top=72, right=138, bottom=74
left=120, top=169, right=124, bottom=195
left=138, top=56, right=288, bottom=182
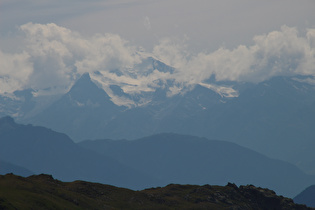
left=1, top=23, right=315, bottom=100
left=75, top=33, right=142, bottom=75
left=153, top=25, right=315, bottom=87
left=0, top=50, right=33, bottom=94
left=152, top=37, right=189, bottom=69
left=12, top=22, right=142, bottom=94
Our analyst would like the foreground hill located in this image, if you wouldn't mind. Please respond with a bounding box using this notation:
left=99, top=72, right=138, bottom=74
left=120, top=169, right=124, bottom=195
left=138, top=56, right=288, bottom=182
left=294, top=185, right=315, bottom=208
left=0, top=173, right=312, bottom=210
left=79, top=133, right=315, bottom=198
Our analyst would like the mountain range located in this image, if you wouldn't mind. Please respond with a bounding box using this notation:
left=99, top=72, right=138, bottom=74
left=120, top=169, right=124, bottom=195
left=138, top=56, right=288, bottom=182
left=1, top=58, right=315, bottom=189
left=78, top=133, right=315, bottom=198
left=0, top=116, right=158, bottom=190
left=1, top=59, right=313, bottom=175
left=0, top=116, right=315, bottom=198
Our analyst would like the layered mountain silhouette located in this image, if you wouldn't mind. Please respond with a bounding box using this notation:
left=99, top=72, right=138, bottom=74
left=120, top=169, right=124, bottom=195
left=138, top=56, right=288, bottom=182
left=0, top=116, right=159, bottom=189
left=1, top=56, right=315, bottom=181
left=97, top=76, right=315, bottom=164
left=1, top=117, right=315, bottom=198
left=14, top=72, right=315, bottom=177
left=79, top=133, right=315, bottom=198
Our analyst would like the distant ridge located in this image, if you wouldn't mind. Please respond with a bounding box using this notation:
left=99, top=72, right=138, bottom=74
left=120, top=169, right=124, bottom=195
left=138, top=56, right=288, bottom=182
left=0, top=116, right=160, bottom=190
left=294, top=185, right=315, bottom=208
left=79, top=133, right=315, bottom=198
left=11, top=72, right=315, bottom=178
left=1, top=116, right=315, bottom=198
left=0, top=160, right=33, bottom=177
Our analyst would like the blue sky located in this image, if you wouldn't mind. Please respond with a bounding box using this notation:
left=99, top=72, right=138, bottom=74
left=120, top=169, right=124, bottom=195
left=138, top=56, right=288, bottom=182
left=1, top=0, right=315, bottom=94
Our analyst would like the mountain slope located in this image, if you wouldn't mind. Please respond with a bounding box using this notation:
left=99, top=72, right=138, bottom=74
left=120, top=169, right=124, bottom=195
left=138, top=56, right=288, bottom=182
left=294, top=185, right=315, bottom=208
left=87, top=76, right=315, bottom=174
left=0, top=89, right=35, bottom=119
left=10, top=73, right=315, bottom=175
left=0, top=160, right=33, bottom=177
left=28, top=73, right=124, bottom=141
left=79, top=133, right=315, bottom=198
left=0, top=173, right=312, bottom=210
left=98, top=84, right=225, bottom=139
left=0, top=116, right=159, bottom=190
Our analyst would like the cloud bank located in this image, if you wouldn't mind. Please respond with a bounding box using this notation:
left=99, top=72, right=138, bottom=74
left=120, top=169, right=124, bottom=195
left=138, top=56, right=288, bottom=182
left=156, top=26, right=315, bottom=86
left=1, top=23, right=315, bottom=96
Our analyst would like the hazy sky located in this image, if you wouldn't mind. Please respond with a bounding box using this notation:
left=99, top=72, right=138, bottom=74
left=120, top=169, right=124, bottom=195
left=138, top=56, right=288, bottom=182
left=2, top=0, right=315, bottom=51
left=1, top=0, right=315, bottom=94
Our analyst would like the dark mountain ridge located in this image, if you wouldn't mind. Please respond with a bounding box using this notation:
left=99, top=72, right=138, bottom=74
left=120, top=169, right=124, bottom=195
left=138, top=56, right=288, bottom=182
left=0, top=173, right=312, bottom=210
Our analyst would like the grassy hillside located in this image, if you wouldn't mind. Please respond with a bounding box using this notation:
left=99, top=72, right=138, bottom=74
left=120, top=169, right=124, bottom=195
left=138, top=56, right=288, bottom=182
left=0, top=173, right=312, bottom=210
